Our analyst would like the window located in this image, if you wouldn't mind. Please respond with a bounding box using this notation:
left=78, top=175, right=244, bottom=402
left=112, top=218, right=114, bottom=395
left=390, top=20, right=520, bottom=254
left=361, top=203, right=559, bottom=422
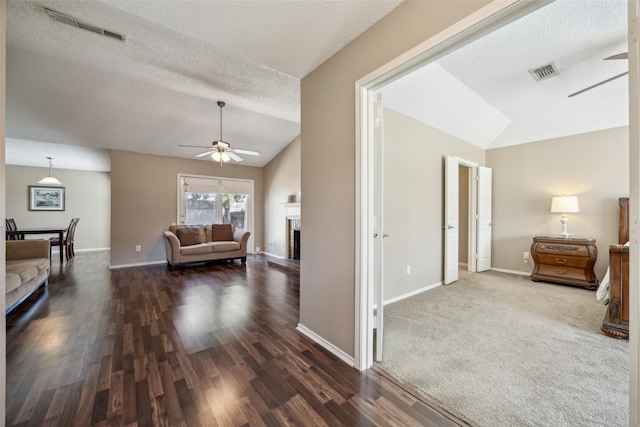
left=179, top=175, right=253, bottom=235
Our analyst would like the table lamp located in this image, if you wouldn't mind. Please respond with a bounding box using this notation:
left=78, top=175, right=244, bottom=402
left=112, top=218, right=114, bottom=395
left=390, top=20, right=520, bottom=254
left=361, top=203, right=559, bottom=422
left=550, top=195, right=579, bottom=237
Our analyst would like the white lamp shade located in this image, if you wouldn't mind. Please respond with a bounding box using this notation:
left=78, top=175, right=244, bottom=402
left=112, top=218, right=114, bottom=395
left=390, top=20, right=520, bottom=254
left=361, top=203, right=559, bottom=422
left=550, top=196, right=579, bottom=213
left=221, top=152, right=230, bottom=162
left=37, top=176, right=63, bottom=185
left=211, top=152, right=221, bottom=162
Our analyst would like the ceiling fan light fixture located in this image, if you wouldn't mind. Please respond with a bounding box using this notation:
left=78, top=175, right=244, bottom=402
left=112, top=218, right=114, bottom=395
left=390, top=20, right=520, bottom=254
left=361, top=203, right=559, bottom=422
left=211, top=152, right=221, bottom=162
left=221, top=152, right=230, bottom=162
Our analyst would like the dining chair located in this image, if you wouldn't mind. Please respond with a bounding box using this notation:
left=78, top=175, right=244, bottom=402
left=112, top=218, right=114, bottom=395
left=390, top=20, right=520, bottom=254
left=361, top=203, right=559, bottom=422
left=50, top=218, right=79, bottom=260
left=5, top=218, right=23, bottom=240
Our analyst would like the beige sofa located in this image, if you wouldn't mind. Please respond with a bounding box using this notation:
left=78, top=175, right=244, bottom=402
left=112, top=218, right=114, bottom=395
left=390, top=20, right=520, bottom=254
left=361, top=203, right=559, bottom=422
left=6, top=239, right=50, bottom=313
left=163, top=224, right=250, bottom=267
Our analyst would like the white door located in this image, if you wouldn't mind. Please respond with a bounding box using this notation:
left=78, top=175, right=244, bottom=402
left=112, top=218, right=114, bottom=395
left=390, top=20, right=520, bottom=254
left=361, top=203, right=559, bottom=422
left=444, top=155, right=459, bottom=284
left=372, top=92, right=385, bottom=361
left=477, top=166, right=492, bottom=272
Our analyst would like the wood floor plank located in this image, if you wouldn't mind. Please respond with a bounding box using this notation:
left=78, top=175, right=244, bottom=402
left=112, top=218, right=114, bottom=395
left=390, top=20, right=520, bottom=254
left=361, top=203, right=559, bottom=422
left=6, top=252, right=464, bottom=426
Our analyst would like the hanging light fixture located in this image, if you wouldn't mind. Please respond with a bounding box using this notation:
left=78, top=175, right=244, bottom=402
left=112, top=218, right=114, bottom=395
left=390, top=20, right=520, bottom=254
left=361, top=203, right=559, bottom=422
left=38, top=157, right=63, bottom=185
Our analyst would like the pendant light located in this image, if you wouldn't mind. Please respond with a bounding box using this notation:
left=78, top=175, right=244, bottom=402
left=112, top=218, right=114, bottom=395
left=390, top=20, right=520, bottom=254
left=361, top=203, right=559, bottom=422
left=38, top=157, right=63, bottom=185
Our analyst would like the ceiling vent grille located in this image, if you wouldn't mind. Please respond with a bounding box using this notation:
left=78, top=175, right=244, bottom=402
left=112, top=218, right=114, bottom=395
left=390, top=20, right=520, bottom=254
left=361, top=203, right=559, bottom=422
left=529, top=62, right=559, bottom=81
left=45, top=8, right=126, bottom=42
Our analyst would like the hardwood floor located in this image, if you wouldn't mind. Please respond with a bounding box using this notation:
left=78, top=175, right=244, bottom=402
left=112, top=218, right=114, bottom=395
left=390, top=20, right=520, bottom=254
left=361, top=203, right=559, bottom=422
left=6, top=252, right=462, bottom=426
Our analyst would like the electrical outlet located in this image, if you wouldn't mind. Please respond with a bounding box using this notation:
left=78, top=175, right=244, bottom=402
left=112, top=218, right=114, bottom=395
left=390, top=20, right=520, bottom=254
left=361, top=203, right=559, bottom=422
left=406, top=265, right=411, bottom=275
left=136, top=245, right=141, bottom=252
left=256, top=246, right=261, bottom=253
left=523, top=252, right=529, bottom=260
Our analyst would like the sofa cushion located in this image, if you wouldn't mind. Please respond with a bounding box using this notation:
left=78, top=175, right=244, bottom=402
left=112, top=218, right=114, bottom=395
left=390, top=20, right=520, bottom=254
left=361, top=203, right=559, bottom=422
left=5, top=272, right=22, bottom=293
left=6, top=258, right=49, bottom=293
left=210, top=241, right=241, bottom=253
left=212, top=224, right=234, bottom=241
left=176, top=227, right=205, bottom=246
left=179, top=243, right=213, bottom=256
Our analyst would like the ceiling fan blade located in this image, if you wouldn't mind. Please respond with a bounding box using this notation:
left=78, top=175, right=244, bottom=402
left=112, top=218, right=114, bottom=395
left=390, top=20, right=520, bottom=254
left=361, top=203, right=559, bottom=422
left=228, top=152, right=243, bottom=162
left=605, top=52, right=628, bottom=60
left=195, top=150, right=215, bottom=158
left=178, top=144, right=212, bottom=149
left=568, top=71, right=628, bottom=98
left=233, top=148, right=260, bottom=156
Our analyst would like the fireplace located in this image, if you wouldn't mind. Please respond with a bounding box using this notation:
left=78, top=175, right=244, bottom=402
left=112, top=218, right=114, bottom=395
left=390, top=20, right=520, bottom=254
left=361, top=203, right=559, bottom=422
left=288, top=218, right=301, bottom=260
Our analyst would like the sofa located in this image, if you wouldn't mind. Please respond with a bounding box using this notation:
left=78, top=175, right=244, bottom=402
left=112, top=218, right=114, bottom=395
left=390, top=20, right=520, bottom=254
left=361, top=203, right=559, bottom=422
left=6, top=239, right=50, bottom=313
left=163, top=224, right=250, bottom=267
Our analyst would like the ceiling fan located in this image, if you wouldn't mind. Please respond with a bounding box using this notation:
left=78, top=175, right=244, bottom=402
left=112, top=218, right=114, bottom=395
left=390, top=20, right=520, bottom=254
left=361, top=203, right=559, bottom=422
left=568, top=52, right=628, bottom=98
left=179, top=101, right=260, bottom=167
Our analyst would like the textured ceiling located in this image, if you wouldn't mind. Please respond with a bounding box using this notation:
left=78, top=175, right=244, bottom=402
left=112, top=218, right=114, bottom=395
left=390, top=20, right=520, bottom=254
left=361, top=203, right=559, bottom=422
left=383, top=0, right=628, bottom=149
left=5, top=0, right=630, bottom=171
left=5, top=0, right=402, bottom=169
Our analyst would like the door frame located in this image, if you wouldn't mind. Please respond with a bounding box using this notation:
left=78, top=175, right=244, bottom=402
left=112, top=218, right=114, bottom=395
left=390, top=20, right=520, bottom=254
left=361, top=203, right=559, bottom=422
left=355, top=0, right=544, bottom=372
left=355, top=4, right=639, bottom=423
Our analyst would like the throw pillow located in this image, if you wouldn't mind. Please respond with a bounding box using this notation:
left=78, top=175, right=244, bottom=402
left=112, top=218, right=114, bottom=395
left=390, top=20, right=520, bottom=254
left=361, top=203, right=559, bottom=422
left=176, top=227, right=204, bottom=246
left=212, top=224, right=234, bottom=241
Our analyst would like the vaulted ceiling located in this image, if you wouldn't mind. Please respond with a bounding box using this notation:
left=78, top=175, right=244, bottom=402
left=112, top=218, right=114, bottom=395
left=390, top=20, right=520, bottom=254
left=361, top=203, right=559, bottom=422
left=383, top=0, right=628, bottom=150
left=5, top=0, right=402, bottom=170
left=5, top=0, right=630, bottom=171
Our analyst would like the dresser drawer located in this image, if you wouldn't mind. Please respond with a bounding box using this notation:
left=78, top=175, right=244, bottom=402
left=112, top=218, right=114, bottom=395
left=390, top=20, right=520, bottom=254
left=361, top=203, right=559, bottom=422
left=530, top=236, right=597, bottom=289
left=536, top=265, right=589, bottom=282
left=535, top=243, right=590, bottom=257
left=535, top=254, right=589, bottom=268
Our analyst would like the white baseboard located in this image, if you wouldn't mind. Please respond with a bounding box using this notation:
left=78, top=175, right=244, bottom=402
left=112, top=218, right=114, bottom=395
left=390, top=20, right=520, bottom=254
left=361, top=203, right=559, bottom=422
left=109, top=260, right=167, bottom=269
left=262, top=251, right=285, bottom=259
left=459, top=262, right=469, bottom=267
left=490, top=267, right=531, bottom=276
left=296, top=323, right=355, bottom=367
left=76, top=247, right=111, bottom=253
left=51, top=247, right=110, bottom=254
left=382, top=281, right=443, bottom=306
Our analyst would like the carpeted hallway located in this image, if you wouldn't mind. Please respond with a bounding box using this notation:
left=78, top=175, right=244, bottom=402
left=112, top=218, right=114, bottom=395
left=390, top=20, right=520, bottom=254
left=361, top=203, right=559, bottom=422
left=376, top=269, right=628, bottom=427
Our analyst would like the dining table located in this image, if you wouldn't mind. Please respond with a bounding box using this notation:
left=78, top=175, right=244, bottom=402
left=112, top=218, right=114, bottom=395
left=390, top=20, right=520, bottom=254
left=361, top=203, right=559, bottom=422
left=6, top=226, right=69, bottom=263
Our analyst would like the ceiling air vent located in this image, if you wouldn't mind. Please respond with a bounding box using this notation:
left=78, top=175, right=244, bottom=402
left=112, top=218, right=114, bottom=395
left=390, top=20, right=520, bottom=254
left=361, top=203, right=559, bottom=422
left=529, top=62, right=559, bottom=81
left=45, top=8, right=126, bottom=42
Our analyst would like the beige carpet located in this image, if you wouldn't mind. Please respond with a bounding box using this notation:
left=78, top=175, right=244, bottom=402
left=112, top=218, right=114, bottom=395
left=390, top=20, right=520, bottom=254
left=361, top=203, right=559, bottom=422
left=376, top=270, right=629, bottom=427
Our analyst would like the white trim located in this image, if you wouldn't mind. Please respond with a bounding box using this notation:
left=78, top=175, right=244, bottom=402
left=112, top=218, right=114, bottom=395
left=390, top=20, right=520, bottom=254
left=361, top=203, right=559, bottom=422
left=51, top=247, right=110, bottom=254
left=490, top=267, right=531, bottom=277
left=382, top=281, right=442, bottom=306
left=458, top=262, right=469, bottom=268
left=261, top=251, right=285, bottom=259
left=108, top=260, right=167, bottom=269
left=296, top=324, right=355, bottom=367
left=75, top=248, right=111, bottom=253
left=355, top=0, right=549, bottom=371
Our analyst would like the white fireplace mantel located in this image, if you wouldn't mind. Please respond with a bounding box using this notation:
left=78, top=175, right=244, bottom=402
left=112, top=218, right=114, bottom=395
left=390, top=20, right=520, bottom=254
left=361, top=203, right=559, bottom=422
left=283, top=202, right=300, bottom=219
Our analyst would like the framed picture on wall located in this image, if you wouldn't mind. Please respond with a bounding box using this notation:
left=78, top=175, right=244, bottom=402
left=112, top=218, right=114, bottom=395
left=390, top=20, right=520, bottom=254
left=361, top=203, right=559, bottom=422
left=29, top=186, right=65, bottom=211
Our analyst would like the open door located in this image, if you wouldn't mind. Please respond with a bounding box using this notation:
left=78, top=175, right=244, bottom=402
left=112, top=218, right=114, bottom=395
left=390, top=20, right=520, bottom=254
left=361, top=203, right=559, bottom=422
left=477, top=166, right=492, bottom=272
left=444, top=155, right=459, bottom=284
left=445, top=157, right=492, bottom=280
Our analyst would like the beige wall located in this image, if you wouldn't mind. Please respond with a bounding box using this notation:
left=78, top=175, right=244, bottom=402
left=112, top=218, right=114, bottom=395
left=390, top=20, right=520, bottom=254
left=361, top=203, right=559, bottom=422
left=487, top=126, right=629, bottom=279
left=263, top=136, right=301, bottom=257
left=300, top=1, right=490, bottom=356
left=6, top=165, right=111, bottom=250
left=110, top=150, right=263, bottom=267
left=1, top=0, right=7, bottom=421
left=383, top=108, right=484, bottom=301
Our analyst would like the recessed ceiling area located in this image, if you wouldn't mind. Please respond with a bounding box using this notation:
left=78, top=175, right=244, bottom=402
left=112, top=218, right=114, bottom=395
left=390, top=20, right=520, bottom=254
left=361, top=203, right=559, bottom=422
left=382, top=0, right=628, bottom=150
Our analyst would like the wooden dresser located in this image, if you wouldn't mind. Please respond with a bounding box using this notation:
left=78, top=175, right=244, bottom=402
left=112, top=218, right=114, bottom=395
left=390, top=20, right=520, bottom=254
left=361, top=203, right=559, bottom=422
left=530, top=236, right=598, bottom=290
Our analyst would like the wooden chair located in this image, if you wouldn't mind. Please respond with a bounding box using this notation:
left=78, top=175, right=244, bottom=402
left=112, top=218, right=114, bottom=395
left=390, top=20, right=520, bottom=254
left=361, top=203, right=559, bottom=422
left=50, top=218, right=79, bottom=260
left=5, top=218, right=23, bottom=240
